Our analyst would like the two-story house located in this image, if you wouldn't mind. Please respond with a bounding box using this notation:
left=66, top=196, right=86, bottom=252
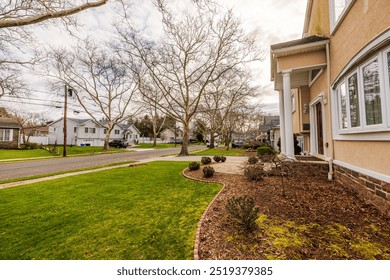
left=48, top=118, right=140, bottom=146
left=270, top=0, right=390, bottom=214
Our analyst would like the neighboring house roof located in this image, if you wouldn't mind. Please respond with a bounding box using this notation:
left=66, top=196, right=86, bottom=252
left=0, top=117, right=20, bottom=129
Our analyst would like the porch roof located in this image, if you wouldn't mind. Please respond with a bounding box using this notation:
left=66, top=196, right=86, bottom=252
left=0, top=117, right=20, bottom=129
left=270, top=35, right=329, bottom=91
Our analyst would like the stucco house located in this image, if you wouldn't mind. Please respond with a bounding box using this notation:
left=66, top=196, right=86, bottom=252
left=48, top=118, right=140, bottom=146
left=0, top=117, right=20, bottom=149
left=270, top=0, right=390, bottom=213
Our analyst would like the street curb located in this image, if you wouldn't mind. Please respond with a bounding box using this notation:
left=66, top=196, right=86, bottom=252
left=181, top=168, right=226, bottom=261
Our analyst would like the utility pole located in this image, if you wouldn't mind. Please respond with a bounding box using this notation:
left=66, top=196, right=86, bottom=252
left=63, top=84, right=68, bottom=157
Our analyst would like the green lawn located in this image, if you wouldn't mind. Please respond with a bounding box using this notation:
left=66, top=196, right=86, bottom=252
left=134, top=143, right=178, bottom=149
left=0, top=146, right=128, bottom=160
left=0, top=162, right=221, bottom=260
left=192, top=147, right=249, bottom=156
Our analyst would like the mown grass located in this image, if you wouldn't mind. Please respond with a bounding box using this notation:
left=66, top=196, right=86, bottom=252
left=0, top=161, right=135, bottom=185
left=0, top=161, right=221, bottom=260
left=192, top=147, right=249, bottom=156
left=134, top=143, right=178, bottom=149
left=0, top=146, right=129, bottom=161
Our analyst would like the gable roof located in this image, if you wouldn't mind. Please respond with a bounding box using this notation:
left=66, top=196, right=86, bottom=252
left=271, top=35, right=328, bottom=52
left=0, top=117, right=20, bottom=129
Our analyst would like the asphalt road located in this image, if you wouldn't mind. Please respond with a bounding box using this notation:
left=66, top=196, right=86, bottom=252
left=0, top=146, right=203, bottom=180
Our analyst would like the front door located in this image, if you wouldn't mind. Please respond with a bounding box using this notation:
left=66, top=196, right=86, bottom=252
left=316, top=102, right=324, bottom=154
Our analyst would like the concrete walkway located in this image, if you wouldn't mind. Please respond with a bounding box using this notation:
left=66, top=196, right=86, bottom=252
left=0, top=155, right=247, bottom=189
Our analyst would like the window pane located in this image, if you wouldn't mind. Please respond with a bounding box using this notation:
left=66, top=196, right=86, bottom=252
left=5, top=129, right=10, bottom=141
left=348, top=73, right=360, bottom=127
left=339, top=82, right=348, bottom=129
left=334, top=0, right=348, bottom=22
left=0, top=129, right=4, bottom=141
left=387, top=52, right=390, bottom=84
left=363, top=59, right=382, bottom=125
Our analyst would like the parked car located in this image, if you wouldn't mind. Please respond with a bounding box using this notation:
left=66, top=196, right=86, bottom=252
left=109, top=139, right=128, bottom=148
left=231, top=141, right=244, bottom=148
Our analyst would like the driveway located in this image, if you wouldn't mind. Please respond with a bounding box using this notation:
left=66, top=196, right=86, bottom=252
left=0, top=146, right=204, bottom=180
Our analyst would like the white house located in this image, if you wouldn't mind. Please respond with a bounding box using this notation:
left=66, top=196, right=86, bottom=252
left=48, top=118, right=140, bottom=146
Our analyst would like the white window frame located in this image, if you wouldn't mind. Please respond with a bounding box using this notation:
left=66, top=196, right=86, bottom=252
left=114, top=129, right=120, bottom=135
left=329, top=0, right=355, bottom=34
left=333, top=48, right=390, bottom=140
left=0, top=128, right=13, bottom=141
left=291, top=92, right=296, bottom=113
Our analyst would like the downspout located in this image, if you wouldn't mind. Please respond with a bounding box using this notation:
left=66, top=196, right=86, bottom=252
left=326, top=41, right=334, bottom=181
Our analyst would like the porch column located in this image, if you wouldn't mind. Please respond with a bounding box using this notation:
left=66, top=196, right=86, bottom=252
left=282, top=71, right=295, bottom=159
left=278, top=91, right=286, bottom=154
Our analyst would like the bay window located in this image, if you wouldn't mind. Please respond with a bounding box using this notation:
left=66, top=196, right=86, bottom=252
left=335, top=48, right=390, bottom=134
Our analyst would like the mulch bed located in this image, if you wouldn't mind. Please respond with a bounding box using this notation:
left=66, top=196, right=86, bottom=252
left=184, top=163, right=390, bottom=260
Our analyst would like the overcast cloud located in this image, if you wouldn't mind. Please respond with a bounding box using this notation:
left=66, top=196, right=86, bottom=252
left=1, top=0, right=307, bottom=118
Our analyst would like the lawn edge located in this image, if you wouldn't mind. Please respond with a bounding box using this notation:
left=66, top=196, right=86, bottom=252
left=181, top=167, right=226, bottom=260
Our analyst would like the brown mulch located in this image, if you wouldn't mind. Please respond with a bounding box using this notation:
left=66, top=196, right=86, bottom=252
left=184, top=164, right=390, bottom=260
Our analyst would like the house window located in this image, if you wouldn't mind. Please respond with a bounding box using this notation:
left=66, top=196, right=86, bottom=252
left=0, top=128, right=13, bottom=141
left=339, top=82, right=348, bottom=129
left=335, top=49, right=389, bottom=134
left=114, top=129, right=120, bottom=135
left=103, top=129, right=107, bottom=134
left=348, top=73, right=360, bottom=127
left=330, top=0, right=354, bottom=32
left=363, top=59, right=382, bottom=125
left=85, top=127, right=96, bottom=134
left=74, top=127, right=77, bottom=133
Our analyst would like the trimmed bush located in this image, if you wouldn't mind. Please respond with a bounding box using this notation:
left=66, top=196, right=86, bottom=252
left=21, top=142, right=40, bottom=150
left=244, top=164, right=265, bottom=181
left=256, top=146, right=276, bottom=156
left=247, top=156, right=258, bottom=165
left=226, top=196, right=259, bottom=232
left=201, top=156, right=212, bottom=165
left=188, top=162, right=200, bottom=171
left=202, top=166, right=215, bottom=178
left=213, top=155, right=222, bottom=163
left=220, top=156, right=226, bottom=162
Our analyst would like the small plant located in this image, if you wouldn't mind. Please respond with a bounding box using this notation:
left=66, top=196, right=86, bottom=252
left=248, top=156, right=258, bottom=165
left=244, top=164, right=265, bottom=181
left=21, top=142, right=40, bottom=150
left=226, top=196, right=259, bottom=232
left=220, top=156, right=226, bottom=162
left=201, top=156, right=212, bottom=165
left=188, top=162, right=200, bottom=171
left=203, top=166, right=215, bottom=178
left=213, top=155, right=222, bottom=162
left=257, top=146, right=276, bottom=156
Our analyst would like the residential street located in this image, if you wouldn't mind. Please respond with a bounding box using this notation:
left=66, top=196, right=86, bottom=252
left=0, top=146, right=203, bottom=180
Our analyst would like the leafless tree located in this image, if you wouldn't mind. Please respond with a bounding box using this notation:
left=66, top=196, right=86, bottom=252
left=46, top=39, right=138, bottom=150
left=116, top=0, right=261, bottom=156
left=197, top=69, right=258, bottom=149
left=0, top=1, right=110, bottom=97
left=7, top=111, right=46, bottom=143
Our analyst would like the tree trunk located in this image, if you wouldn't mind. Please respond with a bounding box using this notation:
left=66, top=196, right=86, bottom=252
left=178, top=122, right=190, bottom=156
left=152, top=123, right=157, bottom=148
left=103, top=128, right=111, bottom=151
left=209, top=132, right=215, bottom=149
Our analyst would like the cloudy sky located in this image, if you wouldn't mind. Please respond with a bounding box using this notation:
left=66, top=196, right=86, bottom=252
left=1, top=0, right=308, bottom=119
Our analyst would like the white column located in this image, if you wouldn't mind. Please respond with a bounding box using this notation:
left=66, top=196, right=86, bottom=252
left=278, top=91, right=286, bottom=154
left=283, top=71, right=295, bottom=159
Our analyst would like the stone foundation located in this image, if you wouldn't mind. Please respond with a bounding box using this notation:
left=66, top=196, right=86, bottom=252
left=334, top=164, right=390, bottom=216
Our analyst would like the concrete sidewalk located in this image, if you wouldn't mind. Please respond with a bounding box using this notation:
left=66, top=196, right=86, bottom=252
left=0, top=156, right=247, bottom=189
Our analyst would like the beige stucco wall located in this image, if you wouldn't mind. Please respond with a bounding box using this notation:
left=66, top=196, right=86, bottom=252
left=306, top=0, right=330, bottom=37
left=334, top=141, right=390, bottom=176
left=330, top=0, right=390, bottom=83
left=277, top=50, right=327, bottom=72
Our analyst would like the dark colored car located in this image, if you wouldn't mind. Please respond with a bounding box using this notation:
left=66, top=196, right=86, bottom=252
left=231, top=141, right=244, bottom=148
left=109, top=139, right=129, bottom=148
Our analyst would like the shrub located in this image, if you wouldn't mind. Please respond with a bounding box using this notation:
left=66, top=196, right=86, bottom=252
left=248, top=156, right=258, bottom=165
left=256, top=146, right=276, bottom=156
left=220, top=156, right=226, bottom=162
left=202, top=166, right=215, bottom=178
left=21, top=142, right=40, bottom=150
left=188, top=162, right=200, bottom=171
left=244, top=164, right=265, bottom=181
left=226, top=196, right=259, bottom=232
left=201, top=156, right=212, bottom=165
left=213, top=155, right=222, bottom=162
